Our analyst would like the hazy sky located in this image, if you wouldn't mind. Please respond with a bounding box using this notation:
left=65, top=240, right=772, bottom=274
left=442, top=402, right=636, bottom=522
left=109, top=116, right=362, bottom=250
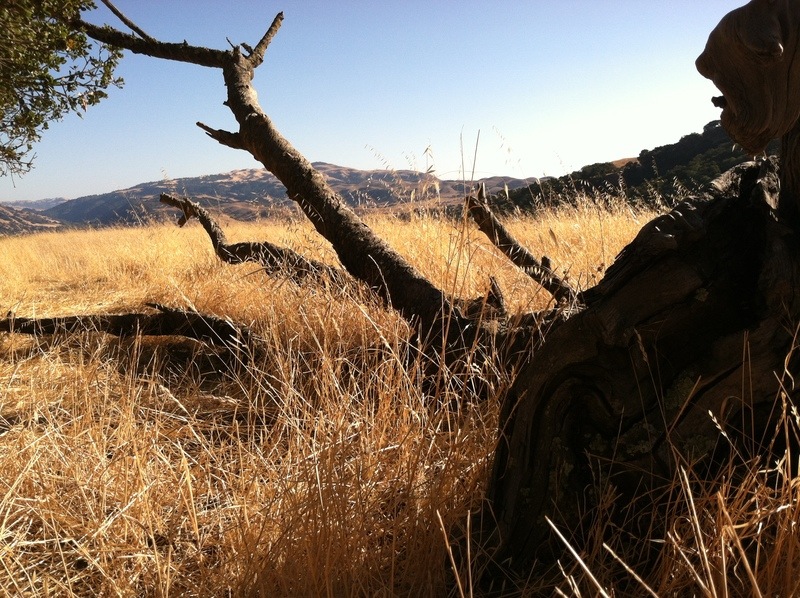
left=1, top=1, right=743, bottom=202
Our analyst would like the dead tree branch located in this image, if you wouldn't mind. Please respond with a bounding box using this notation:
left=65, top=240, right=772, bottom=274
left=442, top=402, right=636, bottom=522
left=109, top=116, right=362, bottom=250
left=195, top=122, right=245, bottom=151
left=467, top=184, right=578, bottom=304
left=1, top=303, right=251, bottom=349
left=73, top=10, right=468, bottom=347
left=160, top=193, right=349, bottom=285
left=248, top=12, right=284, bottom=67
left=71, top=16, right=229, bottom=69
left=100, top=0, right=156, bottom=42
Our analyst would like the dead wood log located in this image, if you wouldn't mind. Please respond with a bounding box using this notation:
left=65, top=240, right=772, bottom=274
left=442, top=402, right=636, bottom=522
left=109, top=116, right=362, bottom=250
left=0, top=303, right=252, bottom=349
left=159, top=193, right=349, bottom=285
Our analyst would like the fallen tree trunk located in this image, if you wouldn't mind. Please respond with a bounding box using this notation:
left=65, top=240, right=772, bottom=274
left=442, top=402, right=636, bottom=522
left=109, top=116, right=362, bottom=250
left=479, top=157, right=798, bottom=584
left=0, top=303, right=252, bottom=348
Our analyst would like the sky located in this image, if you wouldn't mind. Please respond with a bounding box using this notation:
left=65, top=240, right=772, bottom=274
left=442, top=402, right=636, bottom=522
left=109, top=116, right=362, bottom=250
left=1, top=0, right=744, bottom=203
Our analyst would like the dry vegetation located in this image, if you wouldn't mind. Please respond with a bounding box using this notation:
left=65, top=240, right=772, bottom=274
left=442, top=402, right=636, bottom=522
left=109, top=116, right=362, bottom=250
left=1, top=195, right=798, bottom=596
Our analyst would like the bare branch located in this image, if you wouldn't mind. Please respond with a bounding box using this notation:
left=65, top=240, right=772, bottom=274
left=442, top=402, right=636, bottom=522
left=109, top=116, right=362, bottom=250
left=100, top=0, right=156, bottom=42
left=196, top=122, right=244, bottom=150
left=160, top=193, right=349, bottom=286
left=71, top=17, right=228, bottom=69
left=467, top=184, right=578, bottom=304
left=248, top=13, right=284, bottom=68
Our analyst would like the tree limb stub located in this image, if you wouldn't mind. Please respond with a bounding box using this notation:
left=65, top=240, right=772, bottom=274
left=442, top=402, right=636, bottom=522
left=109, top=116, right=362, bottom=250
left=248, top=11, right=284, bottom=68
left=160, top=193, right=349, bottom=286
left=195, top=122, right=244, bottom=151
left=74, top=9, right=465, bottom=344
left=467, top=184, right=578, bottom=304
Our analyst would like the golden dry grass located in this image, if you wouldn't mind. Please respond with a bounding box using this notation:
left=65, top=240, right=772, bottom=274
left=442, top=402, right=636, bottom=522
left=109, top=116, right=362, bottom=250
left=0, top=199, right=797, bottom=596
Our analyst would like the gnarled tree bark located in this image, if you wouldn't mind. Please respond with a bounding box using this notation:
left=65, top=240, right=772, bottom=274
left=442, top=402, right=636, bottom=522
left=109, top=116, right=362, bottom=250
left=477, top=158, right=798, bottom=584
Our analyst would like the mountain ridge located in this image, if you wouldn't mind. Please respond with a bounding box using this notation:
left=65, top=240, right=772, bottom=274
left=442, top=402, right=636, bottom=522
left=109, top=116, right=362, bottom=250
left=33, top=162, right=534, bottom=227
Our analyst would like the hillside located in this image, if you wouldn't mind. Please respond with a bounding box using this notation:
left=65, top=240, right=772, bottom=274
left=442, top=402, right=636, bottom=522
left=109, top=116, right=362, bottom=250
left=2, top=197, right=68, bottom=211
left=0, top=120, right=780, bottom=229
left=501, top=120, right=779, bottom=212
left=39, top=163, right=532, bottom=227
left=0, top=203, right=63, bottom=236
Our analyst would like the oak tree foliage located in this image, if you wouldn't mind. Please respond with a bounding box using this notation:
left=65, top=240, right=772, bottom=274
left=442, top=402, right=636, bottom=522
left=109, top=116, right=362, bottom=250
left=0, top=0, right=121, bottom=177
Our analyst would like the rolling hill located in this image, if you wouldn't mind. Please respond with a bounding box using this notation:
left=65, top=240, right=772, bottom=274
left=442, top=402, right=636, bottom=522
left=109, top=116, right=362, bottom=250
left=0, top=203, right=63, bottom=236
left=38, top=163, right=533, bottom=227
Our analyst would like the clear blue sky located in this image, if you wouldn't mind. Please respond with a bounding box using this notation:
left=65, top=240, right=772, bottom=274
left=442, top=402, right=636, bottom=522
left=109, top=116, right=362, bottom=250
left=1, top=1, right=742, bottom=202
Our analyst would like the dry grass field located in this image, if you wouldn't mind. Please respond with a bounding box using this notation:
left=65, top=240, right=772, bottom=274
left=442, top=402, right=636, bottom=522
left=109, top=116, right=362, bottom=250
left=1, top=196, right=799, bottom=596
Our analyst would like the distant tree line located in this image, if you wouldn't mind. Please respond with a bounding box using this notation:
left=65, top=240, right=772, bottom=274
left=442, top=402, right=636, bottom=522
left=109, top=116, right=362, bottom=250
left=493, top=121, right=781, bottom=213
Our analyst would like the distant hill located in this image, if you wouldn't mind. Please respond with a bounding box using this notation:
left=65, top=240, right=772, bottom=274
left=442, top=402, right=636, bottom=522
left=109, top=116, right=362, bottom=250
left=501, top=120, right=779, bottom=212
left=3, top=197, right=68, bottom=211
left=39, top=163, right=532, bottom=227
left=0, top=203, right=63, bottom=236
